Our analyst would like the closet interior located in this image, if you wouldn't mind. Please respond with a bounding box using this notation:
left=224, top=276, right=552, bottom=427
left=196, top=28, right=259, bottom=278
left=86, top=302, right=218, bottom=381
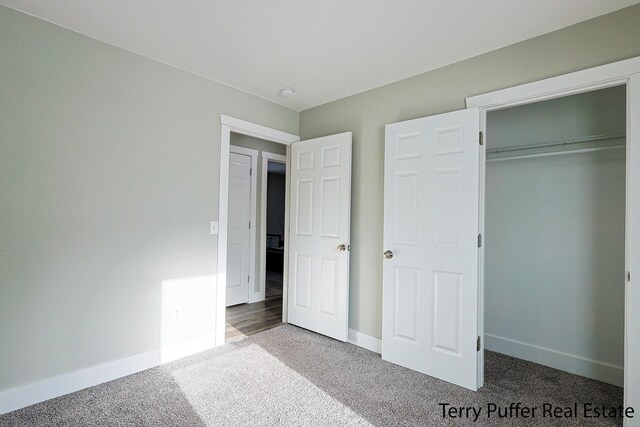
left=484, top=85, right=626, bottom=387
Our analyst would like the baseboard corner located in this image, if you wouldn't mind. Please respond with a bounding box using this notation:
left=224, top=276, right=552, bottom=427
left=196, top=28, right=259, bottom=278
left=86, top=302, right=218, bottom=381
left=484, top=333, right=623, bottom=387
left=348, top=329, right=382, bottom=354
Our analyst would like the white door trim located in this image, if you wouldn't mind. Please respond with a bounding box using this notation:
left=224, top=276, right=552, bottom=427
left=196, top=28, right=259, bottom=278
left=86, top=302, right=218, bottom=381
left=466, top=57, right=640, bottom=110
left=262, top=152, right=288, bottom=161
left=229, top=146, right=259, bottom=305
left=229, top=145, right=259, bottom=158
left=221, top=115, right=299, bottom=145
left=258, top=152, right=287, bottom=303
left=466, top=56, right=640, bottom=417
left=217, top=116, right=299, bottom=345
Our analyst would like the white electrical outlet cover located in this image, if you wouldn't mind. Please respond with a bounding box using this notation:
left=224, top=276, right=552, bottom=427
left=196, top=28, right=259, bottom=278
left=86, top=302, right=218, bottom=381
left=171, top=305, right=182, bottom=321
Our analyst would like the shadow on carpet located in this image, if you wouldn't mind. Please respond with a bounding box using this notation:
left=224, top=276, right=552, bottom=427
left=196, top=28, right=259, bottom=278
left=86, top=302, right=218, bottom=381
left=0, top=325, right=623, bottom=426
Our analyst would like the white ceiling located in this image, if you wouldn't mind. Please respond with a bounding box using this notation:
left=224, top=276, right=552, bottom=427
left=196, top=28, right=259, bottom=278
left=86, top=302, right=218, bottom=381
left=2, top=0, right=638, bottom=111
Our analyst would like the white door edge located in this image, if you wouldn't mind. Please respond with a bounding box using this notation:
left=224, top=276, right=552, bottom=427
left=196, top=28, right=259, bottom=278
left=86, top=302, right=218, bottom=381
left=217, top=117, right=299, bottom=345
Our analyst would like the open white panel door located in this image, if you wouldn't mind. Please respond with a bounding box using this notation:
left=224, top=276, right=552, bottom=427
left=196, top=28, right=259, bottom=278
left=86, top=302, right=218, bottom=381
left=288, top=132, right=352, bottom=341
left=227, top=152, right=252, bottom=306
left=382, top=109, right=480, bottom=390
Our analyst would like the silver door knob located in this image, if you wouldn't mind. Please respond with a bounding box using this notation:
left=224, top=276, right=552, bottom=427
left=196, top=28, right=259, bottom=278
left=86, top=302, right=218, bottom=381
left=337, top=244, right=347, bottom=252
left=383, top=250, right=394, bottom=259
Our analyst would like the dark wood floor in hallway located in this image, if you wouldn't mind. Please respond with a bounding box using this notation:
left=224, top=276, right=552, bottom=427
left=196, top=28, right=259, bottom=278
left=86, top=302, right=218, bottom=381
left=225, top=296, right=283, bottom=342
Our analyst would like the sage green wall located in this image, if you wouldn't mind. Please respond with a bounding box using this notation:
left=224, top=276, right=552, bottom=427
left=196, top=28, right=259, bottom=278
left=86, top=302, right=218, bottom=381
left=230, top=134, right=287, bottom=293
left=231, top=133, right=287, bottom=156
left=0, top=5, right=297, bottom=393
left=299, top=4, right=640, bottom=339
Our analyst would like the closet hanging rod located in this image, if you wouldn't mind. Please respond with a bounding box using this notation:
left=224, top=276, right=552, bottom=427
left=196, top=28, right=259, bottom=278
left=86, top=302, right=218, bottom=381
left=486, top=132, right=625, bottom=155
left=486, top=144, right=625, bottom=163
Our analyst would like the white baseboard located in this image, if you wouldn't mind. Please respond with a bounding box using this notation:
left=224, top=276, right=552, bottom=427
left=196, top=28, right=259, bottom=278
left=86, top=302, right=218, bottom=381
left=348, top=329, right=382, bottom=354
left=160, top=334, right=216, bottom=364
left=484, top=333, right=623, bottom=387
left=0, top=335, right=218, bottom=415
left=0, top=350, right=160, bottom=415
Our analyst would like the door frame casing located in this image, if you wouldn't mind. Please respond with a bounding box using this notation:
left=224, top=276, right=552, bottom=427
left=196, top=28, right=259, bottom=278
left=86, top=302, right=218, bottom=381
left=228, top=145, right=258, bottom=305
left=466, top=57, right=640, bottom=414
left=259, top=152, right=287, bottom=302
left=217, top=115, right=299, bottom=345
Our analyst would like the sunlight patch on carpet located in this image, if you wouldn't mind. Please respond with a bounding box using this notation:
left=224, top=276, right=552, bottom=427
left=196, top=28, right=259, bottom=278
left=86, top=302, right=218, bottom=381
left=170, top=343, right=371, bottom=426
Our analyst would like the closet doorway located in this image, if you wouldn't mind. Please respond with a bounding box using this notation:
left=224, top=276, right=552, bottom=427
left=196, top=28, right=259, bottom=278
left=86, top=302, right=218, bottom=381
left=382, top=58, right=640, bottom=408
left=484, top=85, right=626, bottom=387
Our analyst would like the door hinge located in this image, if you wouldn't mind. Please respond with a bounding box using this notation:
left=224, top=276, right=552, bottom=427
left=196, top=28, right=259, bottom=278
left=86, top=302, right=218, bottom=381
left=477, top=234, right=482, bottom=248
left=248, top=274, right=250, bottom=283
left=628, top=271, right=631, bottom=282
left=479, top=131, right=484, bottom=146
left=477, top=336, right=481, bottom=351
left=250, top=168, right=252, bottom=176
left=249, top=221, right=251, bottom=229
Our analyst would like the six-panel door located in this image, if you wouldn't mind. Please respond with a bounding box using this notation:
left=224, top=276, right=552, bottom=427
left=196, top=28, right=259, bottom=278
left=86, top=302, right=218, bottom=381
left=287, top=132, right=352, bottom=341
left=382, top=109, right=480, bottom=390
left=227, top=152, right=252, bottom=306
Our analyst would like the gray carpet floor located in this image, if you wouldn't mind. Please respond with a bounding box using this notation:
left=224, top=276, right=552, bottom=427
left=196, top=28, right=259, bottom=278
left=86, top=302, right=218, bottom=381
left=0, top=325, right=623, bottom=426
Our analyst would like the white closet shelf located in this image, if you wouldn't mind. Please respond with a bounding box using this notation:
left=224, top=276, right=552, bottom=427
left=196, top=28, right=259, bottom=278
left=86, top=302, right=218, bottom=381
left=486, top=132, right=626, bottom=155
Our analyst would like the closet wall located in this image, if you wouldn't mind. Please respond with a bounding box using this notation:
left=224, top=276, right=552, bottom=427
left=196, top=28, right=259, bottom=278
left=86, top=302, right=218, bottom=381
left=485, top=86, right=626, bottom=386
